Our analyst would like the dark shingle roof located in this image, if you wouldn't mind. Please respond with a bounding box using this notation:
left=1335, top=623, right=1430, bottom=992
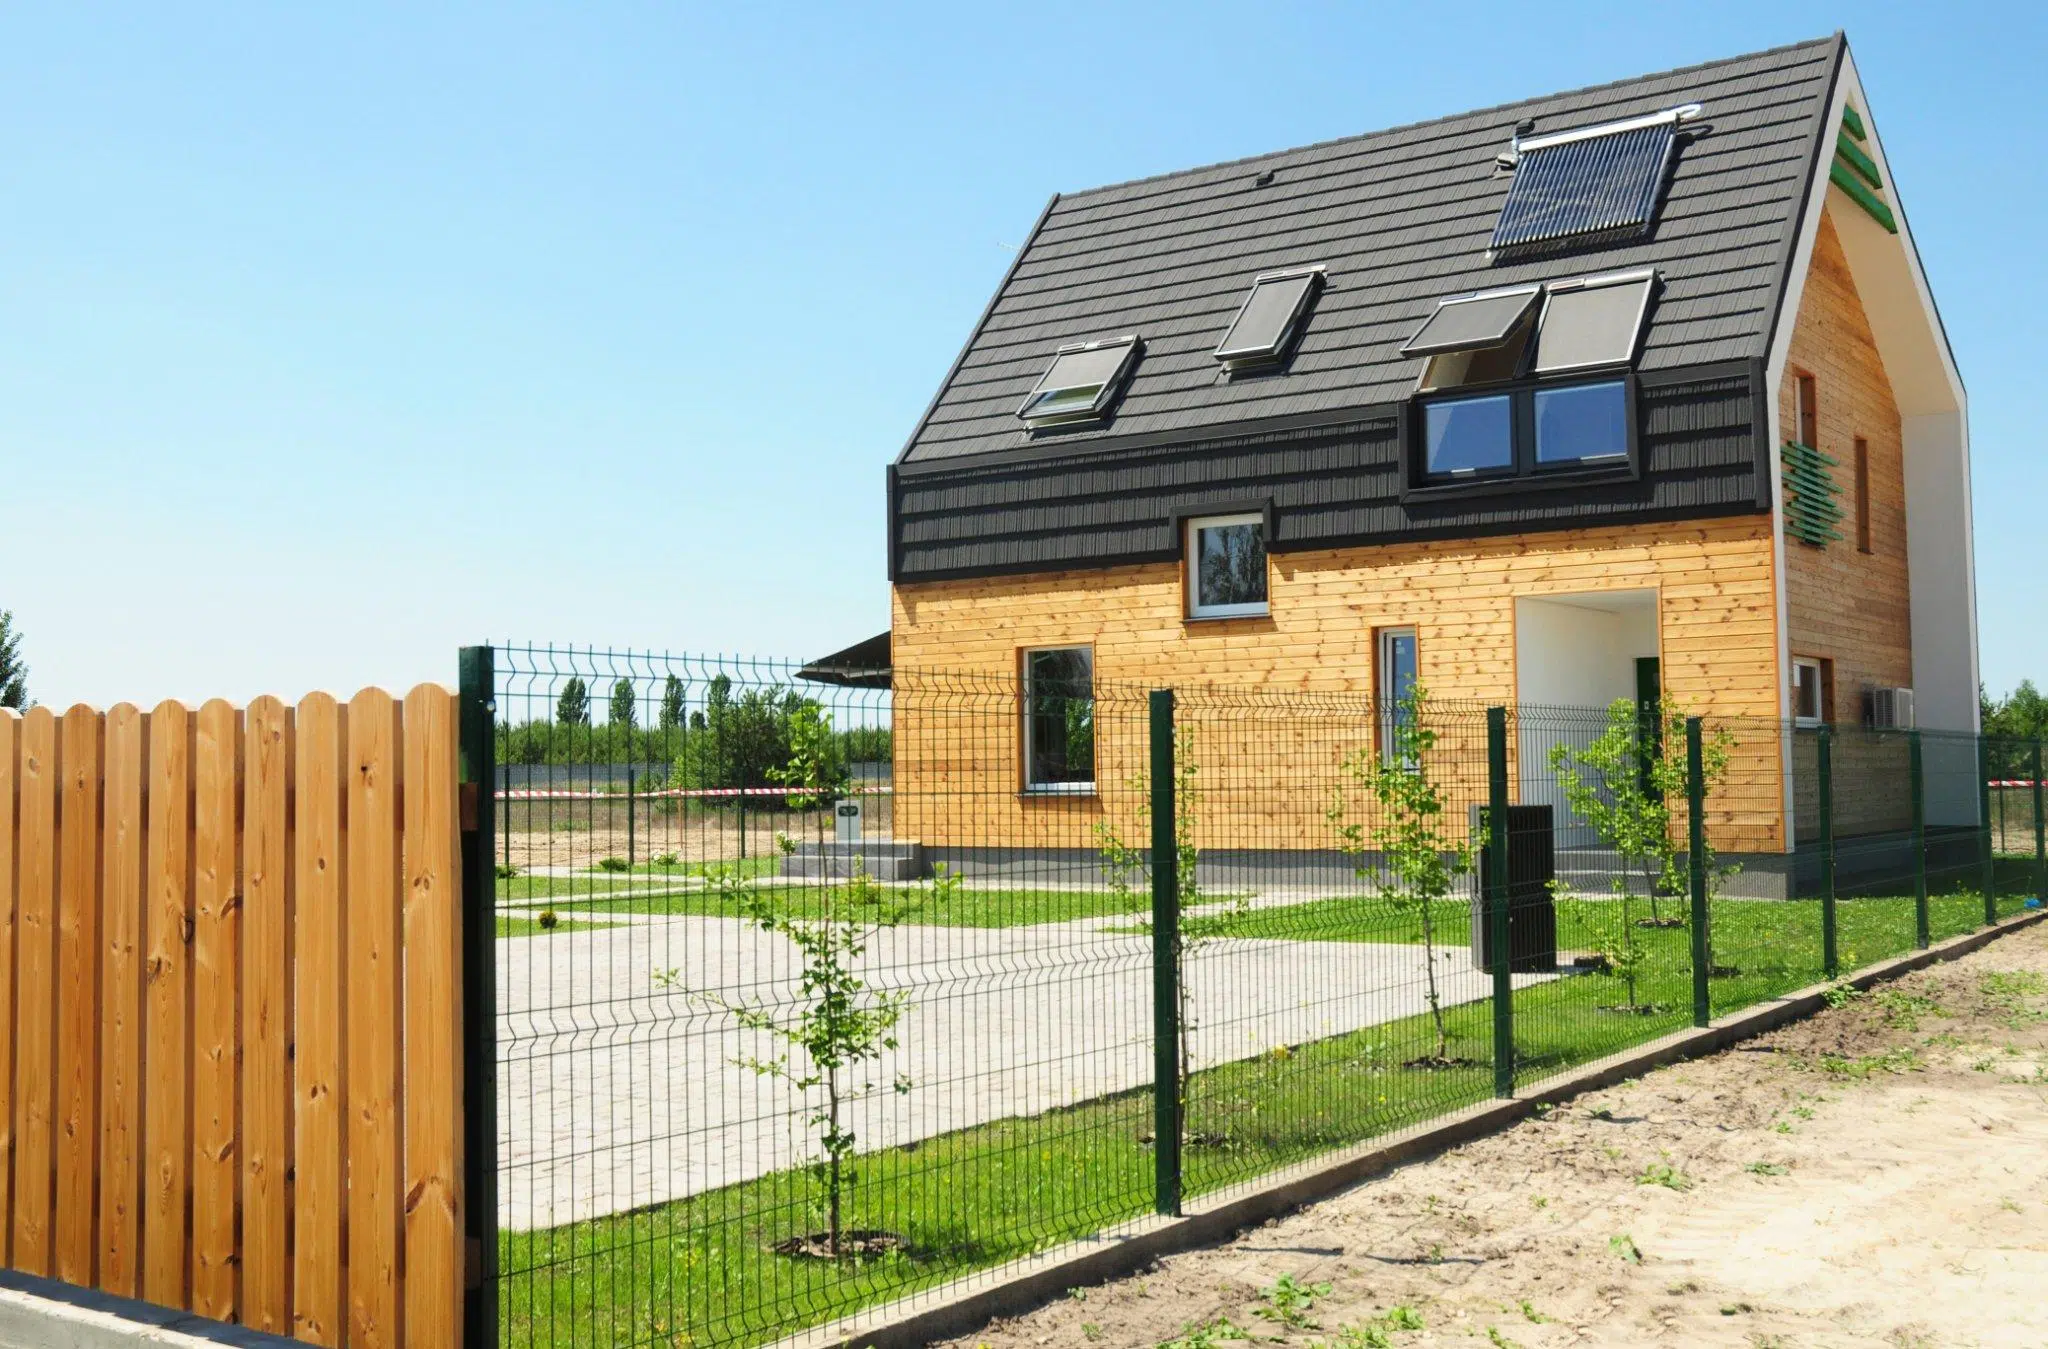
left=899, top=36, right=1841, bottom=464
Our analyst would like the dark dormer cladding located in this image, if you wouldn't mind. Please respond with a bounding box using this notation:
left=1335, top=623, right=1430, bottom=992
left=1490, top=105, right=1701, bottom=256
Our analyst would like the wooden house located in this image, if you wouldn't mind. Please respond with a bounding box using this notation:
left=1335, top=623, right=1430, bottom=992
left=878, top=35, right=1975, bottom=886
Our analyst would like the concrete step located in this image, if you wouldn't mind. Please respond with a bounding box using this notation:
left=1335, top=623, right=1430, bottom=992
left=781, top=840, right=928, bottom=882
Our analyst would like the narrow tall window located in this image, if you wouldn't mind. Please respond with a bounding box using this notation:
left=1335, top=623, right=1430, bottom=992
left=1854, top=438, right=1872, bottom=553
left=1022, top=648, right=1095, bottom=791
left=1793, top=656, right=1826, bottom=728
left=1377, top=628, right=1419, bottom=761
left=1794, top=372, right=1819, bottom=449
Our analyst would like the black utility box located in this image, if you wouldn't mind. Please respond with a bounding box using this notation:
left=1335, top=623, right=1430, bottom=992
left=1468, top=804, right=1558, bottom=973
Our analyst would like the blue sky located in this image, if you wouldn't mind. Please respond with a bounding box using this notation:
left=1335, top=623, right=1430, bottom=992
left=2, top=3, right=2042, bottom=707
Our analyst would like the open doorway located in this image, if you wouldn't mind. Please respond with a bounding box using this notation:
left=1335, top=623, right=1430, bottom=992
left=1515, top=591, right=1660, bottom=848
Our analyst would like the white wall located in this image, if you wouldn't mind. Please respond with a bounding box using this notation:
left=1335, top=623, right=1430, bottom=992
left=1515, top=594, right=1659, bottom=846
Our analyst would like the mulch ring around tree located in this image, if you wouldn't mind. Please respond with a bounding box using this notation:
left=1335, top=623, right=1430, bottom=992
left=1634, top=916, right=1687, bottom=929
left=1596, top=1003, right=1672, bottom=1016
left=1401, top=1055, right=1485, bottom=1070
left=772, top=1230, right=911, bottom=1261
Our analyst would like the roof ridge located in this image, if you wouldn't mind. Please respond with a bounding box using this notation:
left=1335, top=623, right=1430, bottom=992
left=1058, top=33, right=1842, bottom=203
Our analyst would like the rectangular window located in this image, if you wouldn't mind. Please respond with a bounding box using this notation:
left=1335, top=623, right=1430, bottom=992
left=1855, top=438, right=1872, bottom=553
left=1531, top=270, right=1656, bottom=374
left=1424, top=394, right=1515, bottom=475
left=1795, top=372, right=1818, bottom=449
left=1534, top=380, right=1629, bottom=463
left=1377, top=627, right=1419, bottom=761
left=1186, top=513, right=1268, bottom=618
left=1017, top=337, right=1141, bottom=429
left=1022, top=647, right=1095, bottom=791
left=1793, top=656, right=1827, bottom=728
left=1214, top=268, right=1323, bottom=371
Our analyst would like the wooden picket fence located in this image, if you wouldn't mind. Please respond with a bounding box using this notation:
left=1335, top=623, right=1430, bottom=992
left=0, top=685, right=464, bottom=1346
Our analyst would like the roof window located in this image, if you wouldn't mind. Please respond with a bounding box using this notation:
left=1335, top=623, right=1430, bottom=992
left=1401, top=285, right=1540, bottom=392
left=1017, top=336, right=1141, bottom=429
left=1531, top=269, right=1656, bottom=373
left=1491, top=104, right=1700, bottom=255
left=1213, top=267, right=1323, bottom=372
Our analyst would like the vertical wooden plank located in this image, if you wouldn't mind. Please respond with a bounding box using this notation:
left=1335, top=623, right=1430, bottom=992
left=141, top=702, right=192, bottom=1309
left=99, top=705, right=147, bottom=1296
left=13, top=706, right=59, bottom=1275
left=55, top=706, right=103, bottom=1287
left=190, top=700, right=239, bottom=1321
left=0, top=709, right=21, bottom=1263
left=240, top=697, right=291, bottom=1333
left=402, top=685, right=463, bottom=1348
left=347, top=688, right=402, bottom=1348
left=292, top=694, right=345, bottom=1346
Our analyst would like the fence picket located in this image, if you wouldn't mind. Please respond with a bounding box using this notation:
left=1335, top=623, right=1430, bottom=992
left=347, top=688, right=403, bottom=1346
left=99, top=706, right=149, bottom=1296
left=241, top=697, right=291, bottom=1333
left=191, top=700, right=239, bottom=1320
left=55, top=706, right=104, bottom=1286
left=0, top=710, right=19, bottom=1262
left=403, top=685, right=463, bottom=1348
left=293, top=692, right=346, bottom=1347
left=13, top=707, right=59, bottom=1275
left=141, top=702, right=192, bottom=1308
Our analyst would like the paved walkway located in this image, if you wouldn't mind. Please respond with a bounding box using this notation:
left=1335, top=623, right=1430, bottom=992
left=495, top=912, right=1558, bottom=1230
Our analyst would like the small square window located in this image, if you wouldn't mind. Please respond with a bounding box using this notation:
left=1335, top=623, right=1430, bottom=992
left=1022, top=647, right=1095, bottom=791
left=1534, top=381, right=1629, bottom=465
left=1017, top=338, right=1141, bottom=429
left=1793, top=657, right=1827, bottom=728
left=1186, top=514, right=1268, bottom=619
left=1424, top=394, right=1515, bottom=476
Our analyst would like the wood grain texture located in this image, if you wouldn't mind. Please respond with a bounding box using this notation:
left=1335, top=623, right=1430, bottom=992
left=893, top=516, right=1789, bottom=852
left=190, top=700, right=239, bottom=1321
left=240, top=697, right=291, bottom=1334
left=55, top=706, right=103, bottom=1287
left=141, top=702, right=192, bottom=1310
left=401, top=685, right=463, bottom=1349
left=0, top=711, right=20, bottom=1264
left=99, top=705, right=148, bottom=1297
left=346, top=688, right=403, bottom=1348
left=291, top=693, right=346, bottom=1347
left=13, top=707, right=60, bottom=1274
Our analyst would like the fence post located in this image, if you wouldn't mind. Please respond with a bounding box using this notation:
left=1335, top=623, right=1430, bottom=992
left=1980, top=735, right=1997, bottom=927
left=1149, top=689, right=1182, bottom=1217
left=2035, top=740, right=2046, bottom=902
left=1687, top=718, right=1711, bottom=1027
left=627, top=767, right=636, bottom=866
left=1819, top=727, right=1838, bottom=978
left=1485, top=707, right=1513, bottom=1099
left=457, top=646, right=500, bottom=1348
left=1911, top=729, right=1929, bottom=949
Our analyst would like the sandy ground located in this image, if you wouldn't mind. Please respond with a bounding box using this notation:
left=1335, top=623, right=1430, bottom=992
left=937, top=920, right=2048, bottom=1349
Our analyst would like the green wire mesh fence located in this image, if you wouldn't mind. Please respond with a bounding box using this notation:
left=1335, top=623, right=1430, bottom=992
left=474, top=646, right=2047, bottom=1348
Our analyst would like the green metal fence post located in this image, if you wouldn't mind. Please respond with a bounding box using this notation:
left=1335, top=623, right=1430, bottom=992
left=627, top=766, right=636, bottom=866
left=1819, top=727, right=1838, bottom=978
left=1980, top=735, right=1997, bottom=927
left=1911, top=729, right=1929, bottom=949
left=2035, top=740, right=2046, bottom=902
left=1485, top=707, right=1513, bottom=1099
left=1149, top=689, right=1182, bottom=1217
left=457, top=646, right=499, bottom=1348
left=1687, top=717, right=1711, bottom=1027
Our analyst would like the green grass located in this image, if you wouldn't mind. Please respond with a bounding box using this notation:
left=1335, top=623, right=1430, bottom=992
left=550, top=883, right=1162, bottom=929
left=585, top=855, right=785, bottom=880
left=494, top=914, right=620, bottom=938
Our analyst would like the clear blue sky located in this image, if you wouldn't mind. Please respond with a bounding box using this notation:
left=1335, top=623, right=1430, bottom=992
left=2, top=3, right=2041, bottom=707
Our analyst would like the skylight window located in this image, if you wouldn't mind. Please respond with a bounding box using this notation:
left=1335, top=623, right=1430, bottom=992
left=1214, top=267, right=1323, bottom=372
left=1017, top=337, right=1142, bottom=429
left=1531, top=269, right=1657, bottom=373
left=1491, top=104, right=1699, bottom=255
left=1402, top=285, right=1540, bottom=392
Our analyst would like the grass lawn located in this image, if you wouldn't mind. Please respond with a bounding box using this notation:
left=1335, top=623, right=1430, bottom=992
left=494, top=914, right=620, bottom=938
left=583, top=856, right=784, bottom=880
left=545, top=883, right=1161, bottom=929
left=496, top=864, right=2044, bottom=1344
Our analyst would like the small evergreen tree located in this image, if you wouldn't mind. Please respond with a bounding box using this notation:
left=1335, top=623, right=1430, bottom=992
left=659, top=675, right=686, bottom=730
left=609, top=677, right=636, bottom=730
left=0, top=611, right=25, bottom=710
left=556, top=676, right=590, bottom=727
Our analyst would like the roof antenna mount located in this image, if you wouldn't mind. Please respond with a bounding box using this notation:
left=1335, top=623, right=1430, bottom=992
left=1497, top=119, right=1536, bottom=173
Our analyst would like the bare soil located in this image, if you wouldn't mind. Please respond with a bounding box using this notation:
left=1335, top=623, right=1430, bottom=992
left=939, top=920, right=2048, bottom=1348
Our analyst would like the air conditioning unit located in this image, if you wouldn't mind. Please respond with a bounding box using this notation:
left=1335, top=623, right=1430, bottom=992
left=1865, top=686, right=1915, bottom=730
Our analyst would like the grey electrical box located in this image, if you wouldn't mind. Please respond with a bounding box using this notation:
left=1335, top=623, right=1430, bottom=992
left=834, top=799, right=863, bottom=843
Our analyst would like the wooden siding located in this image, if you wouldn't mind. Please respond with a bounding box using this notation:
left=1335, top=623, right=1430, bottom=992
left=892, top=516, right=1786, bottom=853
left=0, top=688, right=463, bottom=1348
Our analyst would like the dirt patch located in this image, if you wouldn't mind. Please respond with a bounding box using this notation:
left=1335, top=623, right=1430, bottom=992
left=938, top=921, right=2048, bottom=1348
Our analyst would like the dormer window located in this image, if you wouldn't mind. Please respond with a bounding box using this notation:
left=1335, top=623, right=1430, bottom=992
left=1491, top=105, right=1699, bottom=256
left=1402, top=285, right=1540, bottom=392
left=1017, top=336, right=1142, bottom=430
left=1532, top=269, right=1656, bottom=373
left=1213, top=267, right=1324, bottom=373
